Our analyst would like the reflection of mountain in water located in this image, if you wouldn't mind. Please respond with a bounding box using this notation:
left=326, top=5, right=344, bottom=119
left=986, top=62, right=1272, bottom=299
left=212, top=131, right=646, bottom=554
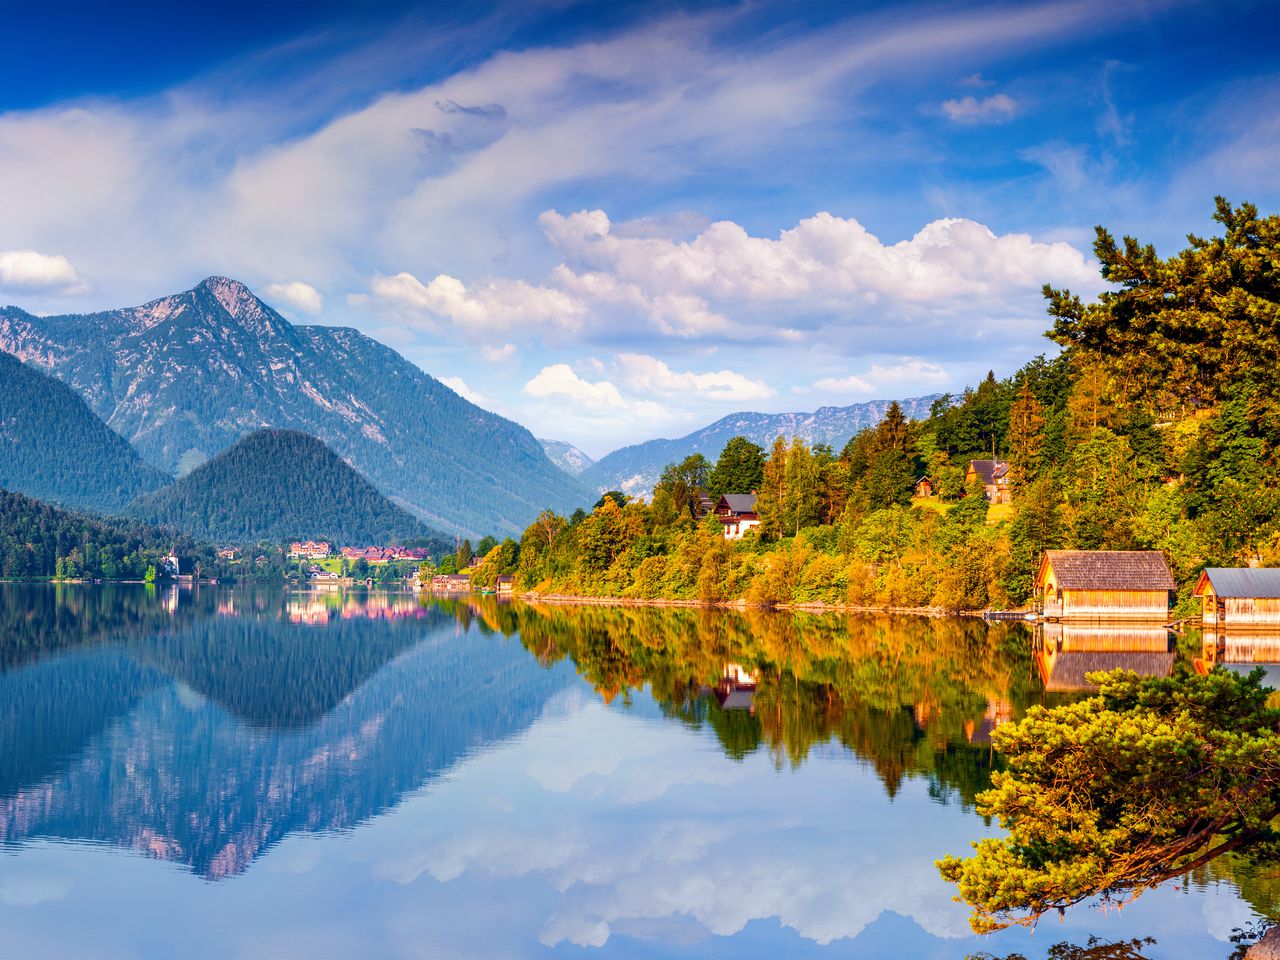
left=0, top=589, right=575, bottom=878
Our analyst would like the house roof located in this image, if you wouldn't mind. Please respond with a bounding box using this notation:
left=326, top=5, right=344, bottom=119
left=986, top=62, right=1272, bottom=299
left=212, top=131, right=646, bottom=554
left=1044, top=651, right=1176, bottom=691
left=967, top=460, right=1009, bottom=484
left=718, top=493, right=757, bottom=514
left=1038, top=550, right=1176, bottom=591
left=1195, top=568, right=1280, bottom=599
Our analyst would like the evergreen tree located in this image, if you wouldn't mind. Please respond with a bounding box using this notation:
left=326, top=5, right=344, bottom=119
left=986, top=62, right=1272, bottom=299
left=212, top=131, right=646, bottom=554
left=708, top=436, right=766, bottom=497
left=758, top=437, right=789, bottom=539
left=1005, top=383, right=1046, bottom=487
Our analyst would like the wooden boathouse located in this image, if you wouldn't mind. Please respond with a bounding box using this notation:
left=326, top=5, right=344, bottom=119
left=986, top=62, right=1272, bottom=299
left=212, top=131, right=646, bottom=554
left=1035, top=550, right=1175, bottom=621
left=1193, top=568, right=1280, bottom=629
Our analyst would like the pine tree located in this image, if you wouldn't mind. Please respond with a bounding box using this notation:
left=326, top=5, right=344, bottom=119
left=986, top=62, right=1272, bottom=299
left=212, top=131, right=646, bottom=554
left=1006, top=383, right=1046, bottom=487
left=758, top=436, right=789, bottom=539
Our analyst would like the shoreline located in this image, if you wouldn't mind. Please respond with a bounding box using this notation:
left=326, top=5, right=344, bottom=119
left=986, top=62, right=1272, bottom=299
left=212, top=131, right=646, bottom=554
left=521, top=591, right=965, bottom=618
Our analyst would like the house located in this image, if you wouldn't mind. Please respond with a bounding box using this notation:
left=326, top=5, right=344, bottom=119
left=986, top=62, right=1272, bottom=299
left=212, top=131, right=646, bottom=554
left=1035, top=550, right=1175, bottom=621
left=913, top=476, right=935, bottom=499
left=966, top=460, right=1011, bottom=503
left=1035, top=622, right=1175, bottom=691
left=696, top=495, right=718, bottom=520
left=1194, top=568, right=1280, bottom=628
left=715, top=493, right=760, bottom=540
left=495, top=574, right=514, bottom=596
left=288, top=541, right=331, bottom=559
left=431, top=573, right=472, bottom=592
left=162, top=551, right=181, bottom=578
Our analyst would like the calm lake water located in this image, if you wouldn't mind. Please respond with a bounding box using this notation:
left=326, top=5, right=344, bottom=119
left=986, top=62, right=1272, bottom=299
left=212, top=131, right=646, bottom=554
left=0, top=583, right=1271, bottom=959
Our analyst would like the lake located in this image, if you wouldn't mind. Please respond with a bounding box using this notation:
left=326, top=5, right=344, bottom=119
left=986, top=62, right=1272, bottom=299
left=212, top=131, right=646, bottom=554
left=0, top=583, right=1270, bottom=959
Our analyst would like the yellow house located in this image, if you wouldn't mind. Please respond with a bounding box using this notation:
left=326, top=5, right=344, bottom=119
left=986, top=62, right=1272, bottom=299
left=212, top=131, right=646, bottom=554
left=1035, top=550, right=1174, bottom=621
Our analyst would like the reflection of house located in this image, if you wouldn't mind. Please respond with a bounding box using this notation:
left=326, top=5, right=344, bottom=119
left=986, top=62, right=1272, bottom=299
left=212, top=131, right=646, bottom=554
left=715, top=494, right=760, bottom=540
left=913, top=476, right=934, bottom=499
left=966, top=460, right=1011, bottom=503
left=1193, top=568, right=1280, bottom=628
left=495, top=575, right=514, bottom=596
left=1199, top=628, right=1280, bottom=689
left=715, top=662, right=758, bottom=711
left=1036, top=550, right=1175, bottom=621
left=1035, top=622, right=1175, bottom=692
left=965, top=698, right=1013, bottom=745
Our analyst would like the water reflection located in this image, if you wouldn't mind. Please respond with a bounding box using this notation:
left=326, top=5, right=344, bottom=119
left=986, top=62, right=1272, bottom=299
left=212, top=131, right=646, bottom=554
left=0, top=584, right=1268, bottom=958
left=1034, top=622, right=1176, bottom=692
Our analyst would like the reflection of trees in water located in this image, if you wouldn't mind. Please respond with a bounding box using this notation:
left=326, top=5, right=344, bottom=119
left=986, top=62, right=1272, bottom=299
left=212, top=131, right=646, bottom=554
left=968, top=936, right=1158, bottom=959
left=508, top=602, right=1046, bottom=806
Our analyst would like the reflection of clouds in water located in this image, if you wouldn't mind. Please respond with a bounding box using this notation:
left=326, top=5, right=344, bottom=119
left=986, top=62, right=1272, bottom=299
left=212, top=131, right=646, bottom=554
left=366, top=698, right=974, bottom=947
left=0, top=866, right=76, bottom=906
left=1201, top=882, right=1261, bottom=943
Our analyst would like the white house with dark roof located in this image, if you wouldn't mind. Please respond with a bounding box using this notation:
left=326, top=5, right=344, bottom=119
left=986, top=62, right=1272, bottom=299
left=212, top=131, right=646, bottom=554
left=715, top=494, right=759, bottom=540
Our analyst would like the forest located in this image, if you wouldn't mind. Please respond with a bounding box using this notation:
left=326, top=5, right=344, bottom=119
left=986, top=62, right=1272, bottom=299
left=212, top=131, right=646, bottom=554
left=491, top=198, right=1280, bottom=613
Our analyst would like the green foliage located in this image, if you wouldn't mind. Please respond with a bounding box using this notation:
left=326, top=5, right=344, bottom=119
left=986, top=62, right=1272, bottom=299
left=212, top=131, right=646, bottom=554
left=938, top=669, right=1280, bottom=933
left=708, top=436, right=766, bottom=498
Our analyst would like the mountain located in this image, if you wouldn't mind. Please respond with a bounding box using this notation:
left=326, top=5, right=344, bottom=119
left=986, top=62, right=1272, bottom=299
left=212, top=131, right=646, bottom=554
left=0, top=351, right=166, bottom=512
left=538, top=438, right=595, bottom=476
left=128, top=428, right=444, bottom=546
left=0, top=277, right=591, bottom=536
left=583, top=396, right=943, bottom=497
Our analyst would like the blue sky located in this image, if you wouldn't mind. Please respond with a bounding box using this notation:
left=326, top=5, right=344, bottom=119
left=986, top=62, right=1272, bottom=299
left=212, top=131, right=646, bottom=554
left=1, top=0, right=1277, bottom=456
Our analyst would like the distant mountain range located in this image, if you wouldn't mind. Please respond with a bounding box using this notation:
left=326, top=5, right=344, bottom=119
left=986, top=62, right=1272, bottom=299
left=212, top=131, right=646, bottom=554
left=129, top=428, right=445, bottom=547
left=582, top=396, right=943, bottom=497
left=538, top=438, right=595, bottom=476
left=0, top=277, right=591, bottom=537
left=0, top=351, right=167, bottom=512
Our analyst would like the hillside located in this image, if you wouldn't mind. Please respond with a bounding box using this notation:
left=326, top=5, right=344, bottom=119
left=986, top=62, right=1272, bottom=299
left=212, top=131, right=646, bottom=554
left=583, top=395, right=941, bottom=496
left=0, top=351, right=166, bottom=512
left=128, top=429, right=446, bottom=546
left=0, top=277, right=591, bottom=536
left=538, top=438, right=595, bottom=476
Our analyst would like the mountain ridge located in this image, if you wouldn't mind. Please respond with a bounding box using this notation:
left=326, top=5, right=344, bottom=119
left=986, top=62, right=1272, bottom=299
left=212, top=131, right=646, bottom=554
left=0, top=277, right=591, bottom=537
left=583, top=395, right=942, bottom=497
left=0, top=351, right=167, bottom=512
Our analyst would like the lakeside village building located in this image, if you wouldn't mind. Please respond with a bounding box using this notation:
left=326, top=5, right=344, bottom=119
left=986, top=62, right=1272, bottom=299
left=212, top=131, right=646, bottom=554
left=1035, top=550, right=1177, bottom=621
left=913, top=460, right=1013, bottom=503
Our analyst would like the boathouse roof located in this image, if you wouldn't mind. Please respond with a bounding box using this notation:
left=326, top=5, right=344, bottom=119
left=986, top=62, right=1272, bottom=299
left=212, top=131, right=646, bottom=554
left=1195, top=568, right=1280, bottom=599
left=1038, top=550, right=1175, bottom=591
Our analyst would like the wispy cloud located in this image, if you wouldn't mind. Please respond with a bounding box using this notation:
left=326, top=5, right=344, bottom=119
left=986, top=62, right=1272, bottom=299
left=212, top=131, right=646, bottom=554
left=941, top=93, right=1018, bottom=124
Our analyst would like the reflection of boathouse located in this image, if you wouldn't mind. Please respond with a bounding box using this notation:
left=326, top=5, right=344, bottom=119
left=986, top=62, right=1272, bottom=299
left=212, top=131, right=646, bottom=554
left=716, top=663, right=758, bottom=711
left=1035, top=550, right=1175, bottom=621
left=1034, top=622, right=1176, bottom=692
left=1198, top=628, right=1280, bottom=690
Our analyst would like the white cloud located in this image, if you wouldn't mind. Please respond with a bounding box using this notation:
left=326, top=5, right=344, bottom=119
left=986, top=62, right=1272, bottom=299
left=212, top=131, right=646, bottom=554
left=263, top=280, right=323, bottom=315
left=614, top=353, right=774, bottom=402
left=369, top=272, right=585, bottom=334
left=941, top=93, right=1018, bottom=124
left=480, top=342, right=516, bottom=363
left=808, top=357, right=949, bottom=396
left=0, top=249, right=88, bottom=294
left=440, top=375, right=495, bottom=408
left=523, top=364, right=627, bottom=410
left=537, top=208, right=1094, bottom=339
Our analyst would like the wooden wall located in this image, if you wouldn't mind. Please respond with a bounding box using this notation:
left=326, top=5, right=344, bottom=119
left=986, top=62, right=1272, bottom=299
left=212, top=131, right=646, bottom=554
left=1042, top=589, right=1169, bottom=620
left=1203, top=596, right=1280, bottom=627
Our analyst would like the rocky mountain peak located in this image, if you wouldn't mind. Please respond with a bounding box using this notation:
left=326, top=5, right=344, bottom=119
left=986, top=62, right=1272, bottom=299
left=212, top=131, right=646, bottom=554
left=196, top=276, right=263, bottom=320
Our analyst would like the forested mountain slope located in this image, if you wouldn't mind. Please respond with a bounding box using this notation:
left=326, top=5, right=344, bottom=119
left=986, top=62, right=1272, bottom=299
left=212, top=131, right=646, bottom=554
left=0, top=277, right=591, bottom=536
left=128, top=429, right=446, bottom=546
left=0, top=351, right=166, bottom=512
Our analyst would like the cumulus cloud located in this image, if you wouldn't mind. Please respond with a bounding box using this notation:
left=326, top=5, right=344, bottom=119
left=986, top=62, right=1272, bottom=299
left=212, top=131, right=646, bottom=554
left=941, top=93, right=1018, bottom=124
left=263, top=280, right=323, bottom=315
left=480, top=342, right=516, bottom=363
left=614, top=353, right=774, bottom=402
left=370, top=272, right=585, bottom=334
left=0, top=249, right=88, bottom=294
left=523, top=364, right=627, bottom=410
